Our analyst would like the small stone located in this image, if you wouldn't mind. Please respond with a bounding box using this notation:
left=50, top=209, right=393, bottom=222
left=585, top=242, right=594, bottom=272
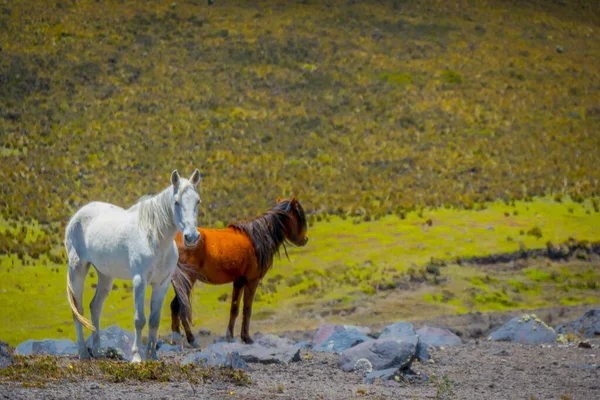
left=354, top=358, right=373, bottom=375
left=578, top=341, right=592, bottom=349
left=555, top=45, right=564, bottom=53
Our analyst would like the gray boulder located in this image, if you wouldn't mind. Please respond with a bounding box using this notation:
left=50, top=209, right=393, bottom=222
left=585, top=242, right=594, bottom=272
left=85, top=325, right=134, bottom=361
left=312, top=324, right=372, bottom=347
left=379, top=322, right=417, bottom=339
left=415, top=326, right=462, bottom=361
left=185, top=334, right=301, bottom=366
left=312, top=329, right=372, bottom=354
left=489, top=314, right=557, bottom=344
left=182, top=346, right=248, bottom=370
left=15, top=339, right=78, bottom=356
left=339, top=337, right=416, bottom=373
left=296, top=341, right=311, bottom=349
left=555, top=309, right=600, bottom=338
left=239, top=334, right=301, bottom=364
left=156, top=340, right=183, bottom=354
left=0, top=341, right=13, bottom=368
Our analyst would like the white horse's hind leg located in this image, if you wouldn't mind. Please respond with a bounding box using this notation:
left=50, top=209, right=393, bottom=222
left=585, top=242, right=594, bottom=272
left=147, top=279, right=170, bottom=360
left=131, top=274, right=147, bottom=363
left=89, top=270, right=114, bottom=357
left=70, top=262, right=91, bottom=359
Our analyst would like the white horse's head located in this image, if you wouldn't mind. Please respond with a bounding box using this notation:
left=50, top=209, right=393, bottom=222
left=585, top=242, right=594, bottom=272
left=170, top=169, right=201, bottom=248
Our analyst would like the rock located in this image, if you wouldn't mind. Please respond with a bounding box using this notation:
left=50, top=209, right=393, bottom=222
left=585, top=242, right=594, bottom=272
left=198, top=328, right=211, bottom=336
left=354, top=358, right=373, bottom=375
left=415, top=326, right=462, bottom=360
left=578, top=341, right=592, bottom=349
left=312, top=329, right=372, bottom=354
left=182, top=346, right=248, bottom=371
left=379, top=322, right=416, bottom=340
left=365, top=367, right=401, bottom=384
left=489, top=314, right=557, bottom=344
left=555, top=309, right=600, bottom=338
left=156, top=340, right=182, bottom=354
left=339, top=338, right=416, bottom=373
left=85, top=325, right=134, bottom=361
left=312, top=324, right=372, bottom=347
left=295, top=341, right=311, bottom=349
left=555, top=45, right=564, bottom=53
left=186, top=334, right=301, bottom=366
left=15, top=339, right=78, bottom=356
left=0, top=341, right=13, bottom=368
left=377, top=321, right=422, bottom=359
left=97, top=347, right=127, bottom=361
left=417, top=326, right=462, bottom=346
left=239, top=334, right=302, bottom=364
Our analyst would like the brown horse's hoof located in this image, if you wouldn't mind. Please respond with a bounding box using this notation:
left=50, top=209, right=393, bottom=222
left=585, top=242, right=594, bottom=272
left=241, top=336, right=254, bottom=345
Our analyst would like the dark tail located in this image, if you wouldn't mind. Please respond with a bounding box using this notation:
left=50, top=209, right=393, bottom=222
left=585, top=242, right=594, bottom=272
left=171, top=262, right=195, bottom=327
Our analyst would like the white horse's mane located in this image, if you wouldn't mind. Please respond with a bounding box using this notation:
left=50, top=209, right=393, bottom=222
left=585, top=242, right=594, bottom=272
left=138, top=187, right=175, bottom=244
left=137, top=182, right=196, bottom=244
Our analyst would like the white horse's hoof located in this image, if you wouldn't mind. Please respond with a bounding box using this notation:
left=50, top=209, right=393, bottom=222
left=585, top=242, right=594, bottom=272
left=131, top=354, right=142, bottom=363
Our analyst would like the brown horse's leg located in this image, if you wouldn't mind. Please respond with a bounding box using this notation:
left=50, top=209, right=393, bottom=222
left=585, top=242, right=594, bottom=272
left=226, top=277, right=246, bottom=342
left=241, top=278, right=260, bottom=344
left=181, top=311, right=197, bottom=347
left=170, top=296, right=182, bottom=338
left=179, top=279, right=198, bottom=347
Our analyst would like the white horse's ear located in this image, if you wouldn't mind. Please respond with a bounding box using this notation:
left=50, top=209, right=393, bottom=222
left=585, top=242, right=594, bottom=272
left=171, top=170, right=181, bottom=187
left=189, top=169, right=201, bottom=187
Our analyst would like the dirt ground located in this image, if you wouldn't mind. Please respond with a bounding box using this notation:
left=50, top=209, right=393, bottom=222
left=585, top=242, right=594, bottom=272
left=1, top=306, right=598, bottom=400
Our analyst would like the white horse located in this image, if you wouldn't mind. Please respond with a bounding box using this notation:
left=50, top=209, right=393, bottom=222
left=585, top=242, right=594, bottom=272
left=65, top=169, right=201, bottom=362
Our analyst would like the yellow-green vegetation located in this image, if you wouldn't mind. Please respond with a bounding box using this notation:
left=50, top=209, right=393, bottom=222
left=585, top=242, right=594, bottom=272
left=0, top=0, right=599, bottom=344
left=1, top=197, right=599, bottom=344
left=1, top=0, right=599, bottom=234
left=0, top=355, right=250, bottom=388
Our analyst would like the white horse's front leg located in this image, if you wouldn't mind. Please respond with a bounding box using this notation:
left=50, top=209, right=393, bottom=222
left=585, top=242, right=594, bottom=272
left=147, top=278, right=170, bottom=360
left=131, top=274, right=147, bottom=363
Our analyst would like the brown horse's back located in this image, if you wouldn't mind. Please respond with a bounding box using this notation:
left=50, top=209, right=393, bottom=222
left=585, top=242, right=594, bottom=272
left=175, top=228, right=258, bottom=284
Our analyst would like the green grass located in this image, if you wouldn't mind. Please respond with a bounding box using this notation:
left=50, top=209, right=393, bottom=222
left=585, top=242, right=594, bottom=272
left=1, top=197, right=599, bottom=345
left=0, top=355, right=250, bottom=387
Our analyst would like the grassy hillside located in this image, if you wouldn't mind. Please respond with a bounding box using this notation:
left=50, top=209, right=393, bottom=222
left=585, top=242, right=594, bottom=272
left=1, top=197, right=599, bottom=345
left=0, top=0, right=599, bottom=344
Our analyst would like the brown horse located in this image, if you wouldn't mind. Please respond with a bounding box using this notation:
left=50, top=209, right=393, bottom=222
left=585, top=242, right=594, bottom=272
left=170, top=197, right=308, bottom=346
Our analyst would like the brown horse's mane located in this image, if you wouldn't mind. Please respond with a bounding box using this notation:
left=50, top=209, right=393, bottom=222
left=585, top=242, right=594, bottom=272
left=229, top=199, right=305, bottom=274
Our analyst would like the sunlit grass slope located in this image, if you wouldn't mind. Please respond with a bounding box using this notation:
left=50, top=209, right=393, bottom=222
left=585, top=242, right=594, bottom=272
left=1, top=198, right=598, bottom=345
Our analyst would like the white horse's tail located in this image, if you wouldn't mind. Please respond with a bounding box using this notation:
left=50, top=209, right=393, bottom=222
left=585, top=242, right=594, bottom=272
left=66, top=270, right=95, bottom=331
left=65, top=220, right=96, bottom=332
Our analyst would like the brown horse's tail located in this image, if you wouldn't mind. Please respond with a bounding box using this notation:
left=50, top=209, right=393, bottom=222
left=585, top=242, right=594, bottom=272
left=66, top=268, right=96, bottom=331
left=171, top=262, right=194, bottom=327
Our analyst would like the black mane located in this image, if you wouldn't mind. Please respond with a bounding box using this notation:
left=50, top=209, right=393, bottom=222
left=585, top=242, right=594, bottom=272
left=229, top=200, right=305, bottom=274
